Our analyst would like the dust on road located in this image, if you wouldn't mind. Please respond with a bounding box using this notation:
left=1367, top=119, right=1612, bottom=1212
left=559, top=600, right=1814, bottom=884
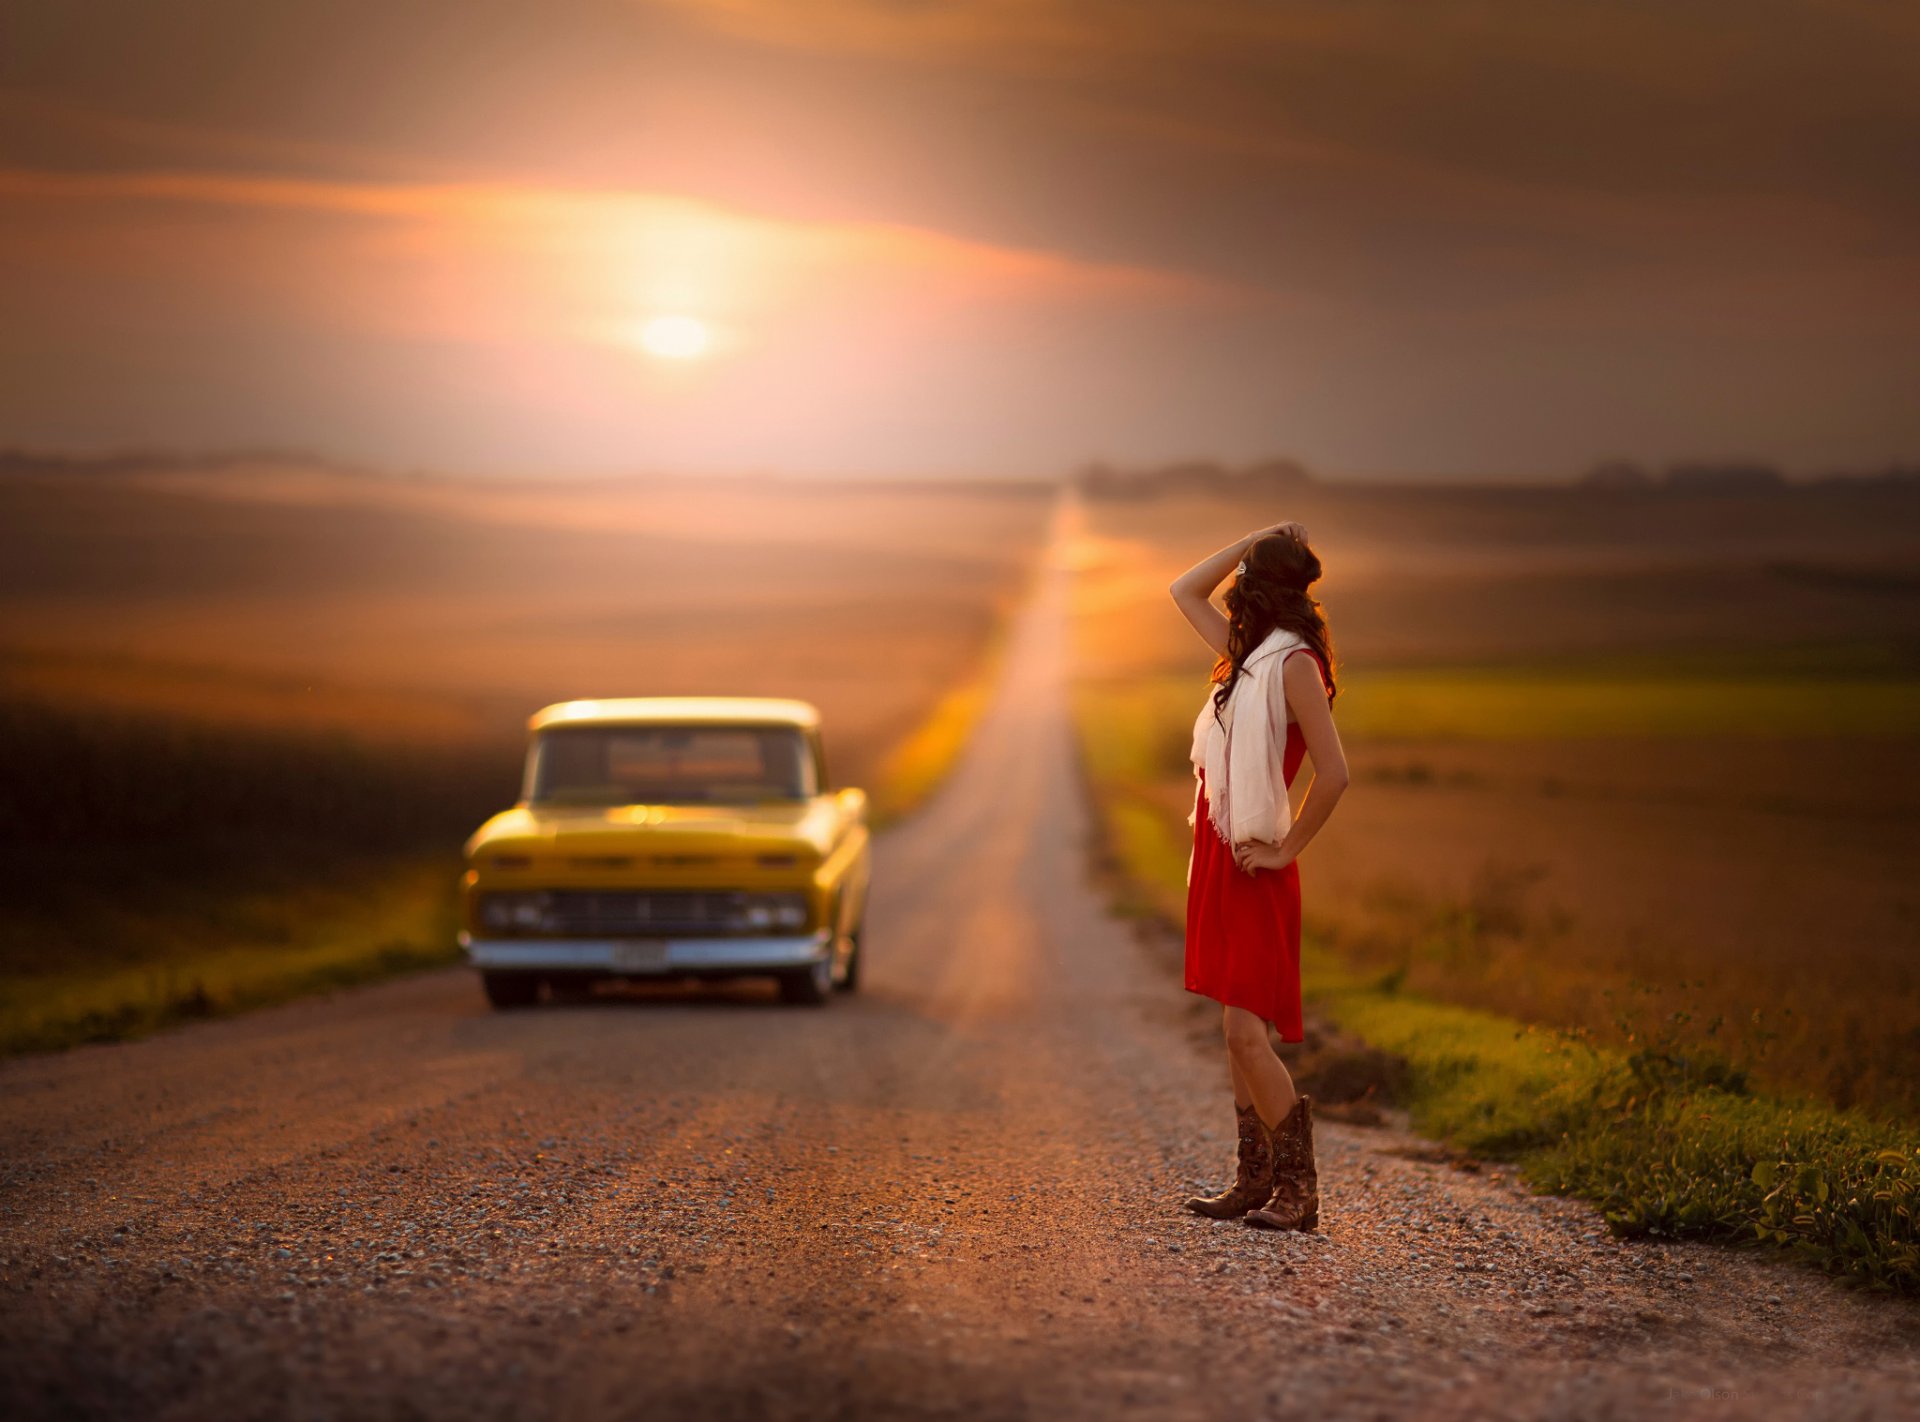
left=4, top=527, right=1918, bottom=1421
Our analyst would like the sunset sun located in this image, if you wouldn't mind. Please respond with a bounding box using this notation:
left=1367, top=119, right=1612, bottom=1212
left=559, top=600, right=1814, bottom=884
left=634, top=313, right=713, bottom=361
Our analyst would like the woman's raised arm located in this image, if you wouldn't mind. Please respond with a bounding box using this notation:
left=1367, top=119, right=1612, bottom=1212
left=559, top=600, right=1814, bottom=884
left=1168, top=522, right=1307, bottom=656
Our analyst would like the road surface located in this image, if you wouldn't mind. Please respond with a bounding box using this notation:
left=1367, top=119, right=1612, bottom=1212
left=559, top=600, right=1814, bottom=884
left=4, top=530, right=1918, bottom=1421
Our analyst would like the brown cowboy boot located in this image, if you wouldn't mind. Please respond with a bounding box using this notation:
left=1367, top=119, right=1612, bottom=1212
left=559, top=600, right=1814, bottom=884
left=1244, top=1094, right=1319, bottom=1231
left=1184, top=1102, right=1277, bottom=1219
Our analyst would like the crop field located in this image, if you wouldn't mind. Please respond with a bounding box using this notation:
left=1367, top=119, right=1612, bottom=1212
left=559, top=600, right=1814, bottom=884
left=1068, top=479, right=1920, bottom=1117
left=0, top=461, right=1052, bottom=1051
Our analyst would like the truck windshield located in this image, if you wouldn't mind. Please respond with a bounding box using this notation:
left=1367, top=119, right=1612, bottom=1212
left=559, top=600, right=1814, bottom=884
left=526, top=724, right=816, bottom=805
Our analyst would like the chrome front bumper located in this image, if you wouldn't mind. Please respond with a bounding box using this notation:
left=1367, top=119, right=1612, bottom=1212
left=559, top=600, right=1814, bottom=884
left=460, top=930, right=831, bottom=976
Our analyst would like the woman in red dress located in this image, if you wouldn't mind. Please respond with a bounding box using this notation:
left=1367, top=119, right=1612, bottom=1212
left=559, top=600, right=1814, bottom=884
left=1170, top=521, right=1349, bottom=1231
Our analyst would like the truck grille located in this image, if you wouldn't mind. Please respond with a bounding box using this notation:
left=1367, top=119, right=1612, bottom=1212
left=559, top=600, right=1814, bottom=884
left=541, top=890, right=755, bottom=937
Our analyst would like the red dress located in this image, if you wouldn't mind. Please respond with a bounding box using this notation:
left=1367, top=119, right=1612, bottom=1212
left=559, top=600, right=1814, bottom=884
left=1184, top=650, right=1319, bottom=1043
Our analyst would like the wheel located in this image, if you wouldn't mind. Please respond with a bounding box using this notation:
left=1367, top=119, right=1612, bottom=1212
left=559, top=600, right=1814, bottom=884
left=778, top=954, right=833, bottom=1006
left=481, top=972, right=540, bottom=1010
left=834, top=925, right=863, bottom=994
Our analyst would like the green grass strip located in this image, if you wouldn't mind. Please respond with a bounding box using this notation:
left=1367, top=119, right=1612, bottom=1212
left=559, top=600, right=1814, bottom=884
left=870, top=617, right=1014, bottom=826
left=1336, top=670, right=1920, bottom=740
left=1080, top=667, right=1920, bottom=746
left=0, top=862, right=461, bottom=1056
left=1311, top=966, right=1920, bottom=1292
left=871, top=674, right=994, bottom=826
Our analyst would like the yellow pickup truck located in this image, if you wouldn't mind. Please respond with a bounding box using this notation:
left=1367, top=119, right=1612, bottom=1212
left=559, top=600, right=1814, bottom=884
left=460, top=697, right=871, bottom=1009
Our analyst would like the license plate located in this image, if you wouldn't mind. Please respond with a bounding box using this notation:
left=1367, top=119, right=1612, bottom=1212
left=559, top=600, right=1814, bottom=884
left=611, top=940, right=670, bottom=973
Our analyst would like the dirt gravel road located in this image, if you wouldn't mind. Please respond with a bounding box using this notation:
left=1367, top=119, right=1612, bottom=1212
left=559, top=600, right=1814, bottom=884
left=4, top=527, right=1918, bottom=1421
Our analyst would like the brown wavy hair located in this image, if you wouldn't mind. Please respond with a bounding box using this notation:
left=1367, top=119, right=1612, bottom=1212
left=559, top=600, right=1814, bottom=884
left=1211, top=530, right=1337, bottom=721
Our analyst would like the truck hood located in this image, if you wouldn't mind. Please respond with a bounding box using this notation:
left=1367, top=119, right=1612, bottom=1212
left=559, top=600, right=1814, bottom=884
left=465, top=799, right=842, bottom=868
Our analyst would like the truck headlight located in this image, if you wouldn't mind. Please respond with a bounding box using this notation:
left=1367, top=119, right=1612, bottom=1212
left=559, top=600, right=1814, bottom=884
left=743, top=894, right=809, bottom=931
left=480, top=893, right=553, bottom=933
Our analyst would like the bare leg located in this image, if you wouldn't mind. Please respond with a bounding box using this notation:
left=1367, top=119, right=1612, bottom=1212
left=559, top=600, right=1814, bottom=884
left=1227, top=1054, right=1253, bottom=1110
left=1223, top=1004, right=1298, bottom=1131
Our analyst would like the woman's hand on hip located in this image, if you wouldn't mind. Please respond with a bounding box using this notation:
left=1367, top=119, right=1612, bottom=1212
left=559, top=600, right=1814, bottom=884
left=1233, top=840, right=1296, bottom=874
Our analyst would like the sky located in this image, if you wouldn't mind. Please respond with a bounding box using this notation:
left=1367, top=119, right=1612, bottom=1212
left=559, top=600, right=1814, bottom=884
left=2, top=0, right=1917, bottom=479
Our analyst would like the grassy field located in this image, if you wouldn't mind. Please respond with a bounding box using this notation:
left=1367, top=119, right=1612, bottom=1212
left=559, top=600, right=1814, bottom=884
left=1067, top=477, right=1920, bottom=1287
left=0, top=460, right=1051, bottom=1052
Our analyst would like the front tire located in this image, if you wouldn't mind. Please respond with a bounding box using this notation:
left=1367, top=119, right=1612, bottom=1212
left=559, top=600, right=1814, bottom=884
left=835, top=925, right=863, bottom=993
left=481, top=972, right=540, bottom=1010
left=778, top=955, right=833, bottom=1007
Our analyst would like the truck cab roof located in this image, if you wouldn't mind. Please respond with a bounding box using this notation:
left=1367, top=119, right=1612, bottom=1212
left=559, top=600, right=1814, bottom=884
left=527, top=697, right=823, bottom=733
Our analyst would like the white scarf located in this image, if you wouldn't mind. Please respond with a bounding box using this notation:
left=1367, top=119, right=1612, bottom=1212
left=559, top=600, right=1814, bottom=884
left=1188, top=625, right=1306, bottom=850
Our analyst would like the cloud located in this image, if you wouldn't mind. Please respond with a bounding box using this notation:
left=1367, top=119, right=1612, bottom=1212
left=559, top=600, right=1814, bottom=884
left=653, top=0, right=1920, bottom=230
left=0, top=166, right=1243, bottom=351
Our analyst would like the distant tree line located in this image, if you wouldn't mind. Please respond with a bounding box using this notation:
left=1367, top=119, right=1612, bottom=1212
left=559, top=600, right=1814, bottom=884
left=9, top=445, right=1916, bottom=495
left=1077, top=453, right=1918, bottom=499
left=0, top=447, right=378, bottom=480
left=1074, top=457, right=1315, bottom=499
left=1580, top=458, right=1920, bottom=493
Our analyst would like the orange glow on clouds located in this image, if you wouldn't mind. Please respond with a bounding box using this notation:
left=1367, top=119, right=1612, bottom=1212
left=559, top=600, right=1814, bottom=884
left=0, top=167, right=1229, bottom=359
left=0, top=164, right=1262, bottom=472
